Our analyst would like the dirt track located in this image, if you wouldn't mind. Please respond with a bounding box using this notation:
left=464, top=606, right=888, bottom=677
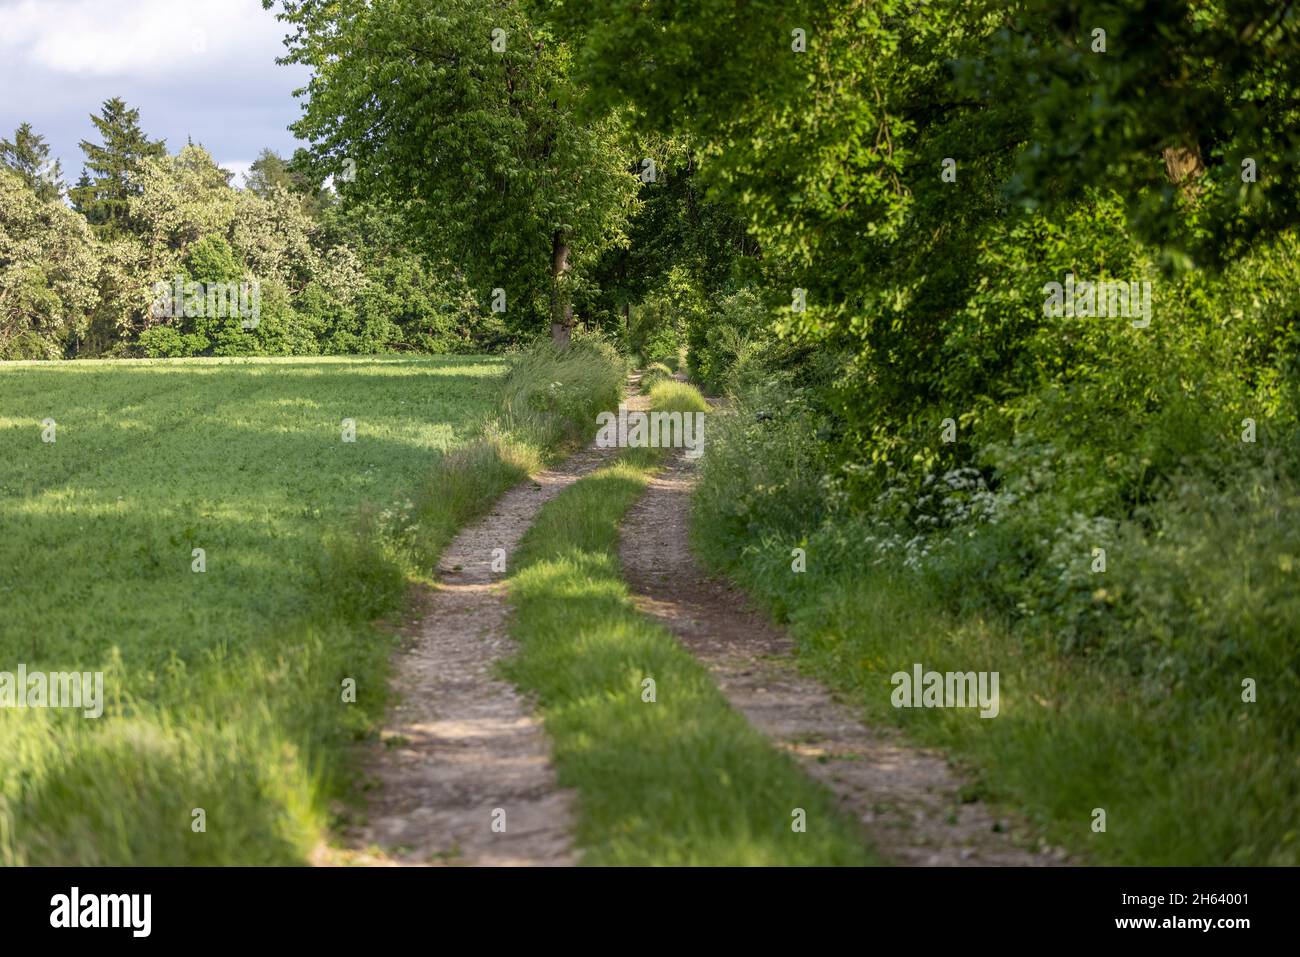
left=324, top=386, right=650, bottom=866
left=323, top=375, right=1064, bottom=866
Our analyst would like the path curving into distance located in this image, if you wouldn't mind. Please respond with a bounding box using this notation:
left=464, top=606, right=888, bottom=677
left=321, top=372, right=1063, bottom=867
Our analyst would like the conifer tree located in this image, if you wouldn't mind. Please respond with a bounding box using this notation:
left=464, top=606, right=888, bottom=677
left=0, top=122, right=64, bottom=202
left=71, top=97, right=166, bottom=233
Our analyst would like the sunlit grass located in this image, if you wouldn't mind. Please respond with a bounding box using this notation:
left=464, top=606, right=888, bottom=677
left=0, top=347, right=621, bottom=865
left=503, top=386, right=876, bottom=865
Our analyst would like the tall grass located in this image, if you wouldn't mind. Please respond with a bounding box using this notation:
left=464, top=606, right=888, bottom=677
left=0, top=344, right=625, bottom=865
left=639, top=362, right=676, bottom=394
left=692, top=386, right=1300, bottom=865
left=498, top=338, right=627, bottom=452
left=643, top=378, right=710, bottom=414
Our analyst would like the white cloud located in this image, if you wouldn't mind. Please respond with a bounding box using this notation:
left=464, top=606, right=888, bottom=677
left=220, top=159, right=253, bottom=189
left=0, top=0, right=288, bottom=78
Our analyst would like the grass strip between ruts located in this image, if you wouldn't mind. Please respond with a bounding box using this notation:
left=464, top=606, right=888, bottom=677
left=502, top=382, right=878, bottom=865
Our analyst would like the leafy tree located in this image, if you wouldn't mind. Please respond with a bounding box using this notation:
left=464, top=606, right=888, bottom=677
left=318, top=198, right=496, bottom=353
left=0, top=123, right=65, bottom=202
left=246, top=148, right=335, bottom=220
left=246, top=148, right=296, bottom=198
left=129, top=144, right=238, bottom=305
left=71, top=97, right=167, bottom=235
left=70, top=171, right=93, bottom=207
left=967, top=0, right=1300, bottom=259
left=229, top=182, right=324, bottom=293
left=266, top=0, right=640, bottom=341
left=285, top=148, right=339, bottom=220
left=584, top=138, right=757, bottom=336
left=0, top=169, right=100, bottom=358
left=562, top=1, right=1300, bottom=300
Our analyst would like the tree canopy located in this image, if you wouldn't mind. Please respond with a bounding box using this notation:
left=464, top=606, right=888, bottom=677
left=0, top=123, right=65, bottom=202
left=267, top=0, right=641, bottom=340
left=70, top=97, right=168, bottom=235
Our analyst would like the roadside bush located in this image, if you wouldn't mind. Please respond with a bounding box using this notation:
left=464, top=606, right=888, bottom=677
left=687, top=287, right=768, bottom=393
left=686, top=208, right=1300, bottom=865
left=693, top=376, right=841, bottom=581
left=498, top=337, right=627, bottom=451
left=692, top=343, right=1300, bottom=864
left=137, top=325, right=189, bottom=358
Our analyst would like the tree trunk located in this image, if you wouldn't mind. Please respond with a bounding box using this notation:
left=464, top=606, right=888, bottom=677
left=550, top=230, right=572, bottom=345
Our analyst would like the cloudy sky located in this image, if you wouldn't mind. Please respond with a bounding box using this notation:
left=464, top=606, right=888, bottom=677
left=0, top=0, right=312, bottom=188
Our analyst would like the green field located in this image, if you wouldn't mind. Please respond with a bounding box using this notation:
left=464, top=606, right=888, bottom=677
left=0, top=356, right=507, bottom=864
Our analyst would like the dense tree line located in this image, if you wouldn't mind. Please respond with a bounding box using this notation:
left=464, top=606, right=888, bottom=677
left=0, top=101, right=508, bottom=359
left=3, top=0, right=1296, bottom=860
left=270, top=0, right=1300, bottom=858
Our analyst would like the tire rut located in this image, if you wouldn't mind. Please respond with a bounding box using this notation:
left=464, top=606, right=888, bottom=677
left=321, top=384, right=648, bottom=867
left=618, top=450, right=1069, bottom=866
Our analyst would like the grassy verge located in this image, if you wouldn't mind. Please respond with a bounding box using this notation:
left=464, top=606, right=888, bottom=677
left=0, top=341, right=623, bottom=865
left=692, top=391, right=1299, bottom=866
left=501, top=382, right=877, bottom=865
left=406, top=338, right=626, bottom=562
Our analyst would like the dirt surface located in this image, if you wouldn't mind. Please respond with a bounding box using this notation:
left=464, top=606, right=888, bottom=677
left=619, top=450, right=1069, bottom=866
left=322, top=382, right=649, bottom=867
